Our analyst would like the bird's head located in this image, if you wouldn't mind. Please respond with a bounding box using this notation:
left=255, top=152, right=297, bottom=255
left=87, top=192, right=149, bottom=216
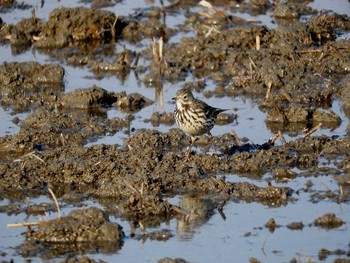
left=172, top=89, right=194, bottom=110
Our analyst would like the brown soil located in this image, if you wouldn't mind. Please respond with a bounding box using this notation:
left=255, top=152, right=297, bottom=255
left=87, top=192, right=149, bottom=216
left=0, top=0, right=349, bottom=260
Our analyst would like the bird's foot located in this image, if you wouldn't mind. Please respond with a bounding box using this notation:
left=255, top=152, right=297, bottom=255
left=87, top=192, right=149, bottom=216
left=184, top=146, right=192, bottom=162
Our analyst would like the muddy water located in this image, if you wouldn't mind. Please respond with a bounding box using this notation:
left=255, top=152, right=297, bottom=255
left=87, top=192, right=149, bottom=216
left=1, top=0, right=350, bottom=262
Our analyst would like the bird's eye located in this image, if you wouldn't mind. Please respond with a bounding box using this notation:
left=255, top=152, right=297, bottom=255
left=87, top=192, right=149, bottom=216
left=183, top=95, right=187, bottom=100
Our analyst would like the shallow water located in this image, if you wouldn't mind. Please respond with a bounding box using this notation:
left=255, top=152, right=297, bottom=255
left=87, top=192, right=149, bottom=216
left=1, top=173, right=348, bottom=262
left=0, top=0, right=350, bottom=262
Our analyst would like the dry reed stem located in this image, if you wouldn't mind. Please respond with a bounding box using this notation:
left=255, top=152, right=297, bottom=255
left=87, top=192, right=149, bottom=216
left=317, top=178, right=332, bottom=192
left=281, top=92, right=293, bottom=102
left=218, top=200, right=227, bottom=220
left=139, top=221, right=144, bottom=230
left=278, top=130, right=286, bottom=146
left=265, top=80, right=272, bottom=99
left=60, top=133, right=66, bottom=146
left=131, top=52, right=141, bottom=69
left=218, top=200, right=227, bottom=211
left=269, top=133, right=280, bottom=144
left=303, top=123, right=322, bottom=138
left=205, top=26, right=215, bottom=38
left=211, top=177, right=226, bottom=189
left=4, top=33, right=11, bottom=40
left=170, top=205, right=188, bottom=216
left=158, top=37, right=163, bottom=61
left=8, top=189, right=61, bottom=228
left=152, top=37, right=160, bottom=64
left=8, top=222, right=41, bottom=227
left=256, top=35, right=260, bottom=51
left=198, top=10, right=213, bottom=19
left=339, top=185, right=344, bottom=203
left=123, top=179, right=140, bottom=194
left=162, top=0, right=181, bottom=11
left=231, top=130, right=241, bottom=146
left=123, top=49, right=131, bottom=68
left=140, top=182, right=144, bottom=195
left=159, top=86, right=164, bottom=109
left=111, top=16, right=118, bottom=40
left=199, top=0, right=228, bottom=18
left=48, top=188, right=61, bottom=219
left=13, top=151, right=46, bottom=164
left=29, top=152, right=46, bottom=164
left=152, top=37, right=164, bottom=65
left=201, top=24, right=221, bottom=38
left=31, top=8, right=36, bottom=22
left=248, top=56, right=256, bottom=70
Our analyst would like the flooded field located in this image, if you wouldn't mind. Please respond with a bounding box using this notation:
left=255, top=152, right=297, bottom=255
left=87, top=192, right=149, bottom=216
left=0, top=0, right=350, bottom=262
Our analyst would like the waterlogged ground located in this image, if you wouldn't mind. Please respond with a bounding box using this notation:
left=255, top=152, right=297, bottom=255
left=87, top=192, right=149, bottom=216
left=0, top=0, right=350, bottom=262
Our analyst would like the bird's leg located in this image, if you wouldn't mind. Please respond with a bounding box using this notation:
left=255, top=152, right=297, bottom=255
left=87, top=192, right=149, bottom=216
left=185, top=136, right=197, bottom=161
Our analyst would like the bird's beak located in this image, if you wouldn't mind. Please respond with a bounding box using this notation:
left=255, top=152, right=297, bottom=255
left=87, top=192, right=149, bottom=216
left=172, top=97, right=175, bottom=101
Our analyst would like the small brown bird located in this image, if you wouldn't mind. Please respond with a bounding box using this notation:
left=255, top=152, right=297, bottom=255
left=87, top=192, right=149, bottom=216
left=173, top=88, right=227, bottom=160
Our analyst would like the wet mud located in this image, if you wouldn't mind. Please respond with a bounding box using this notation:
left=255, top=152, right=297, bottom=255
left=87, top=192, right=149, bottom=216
left=21, top=207, right=124, bottom=258
left=0, top=0, right=349, bottom=262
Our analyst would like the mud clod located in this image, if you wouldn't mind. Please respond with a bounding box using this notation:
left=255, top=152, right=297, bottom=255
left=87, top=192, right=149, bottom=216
left=60, top=86, right=114, bottom=109
left=149, top=111, right=175, bottom=127
left=20, top=207, right=124, bottom=257
left=314, top=213, right=344, bottom=229
left=158, top=258, right=190, bottom=263
left=0, top=62, right=64, bottom=112
left=115, top=92, right=153, bottom=112
left=26, top=207, right=124, bottom=243
left=265, top=218, right=279, bottom=232
left=136, top=229, right=173, bottom=242
left=59, top=255, right=106, bottom=263
left=273, top=168, right=297, bottom=182
left=287, top=221, right=304, bottom=230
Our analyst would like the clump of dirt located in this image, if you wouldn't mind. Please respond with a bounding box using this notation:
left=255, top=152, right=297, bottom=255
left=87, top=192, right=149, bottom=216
left=0, top=106, right=110, bottom=151
left=0, top=203, right=20, bottom=215
left=0, top=79, right=153, bottom=152
left=114, top=92, right=153, bottom=112
left=25, top=202, right=58, bottom=216
left=136, top=229, right=173, bottom=242
left=158, top=258, right=190, bottom=263
left=0, top=0, right=15, bottom=9
left=0, top=62, right=65, bottom=112
left=59, top=86, right=115, bottom=109
left=148, top=111, right=174, bottom=127
left=309, top=13, right=350, bottom=43
left=265, top=107, right=341, bottom=124
left=0, top=201, right=58, bottom=216
left=314, top=213, right=344, bottom=229
left=273, top=168, right=297, bottom=183
left=27, top=207, right=124, bottom=242
left=0, top=7, right=128, bottom=48
left=58, top=255, right=103, bottom=263
left=318, top=248, right=350, bottom=261
left=0, top=6, right=174, bottom=78
left=334, top=175, right=350, bottom=202
left=21, top=207, right=124, bottom=257
left=59, top=85, right=152, bottom=112
left=122, top=18, right=171, bottom=43
left=265, top=218, right=279, bottom=232
left=0, top=0, right=31, bottom=13
left=287, top=222, right=304, bottom=230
